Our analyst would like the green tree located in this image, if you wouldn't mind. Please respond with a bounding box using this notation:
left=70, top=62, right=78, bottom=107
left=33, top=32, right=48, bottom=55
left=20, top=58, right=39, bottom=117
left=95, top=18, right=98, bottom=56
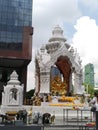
left=26, top=89, right=35, bottom=99
left=83, top=83, right=94, bottom=97
left=88, top=85, right=94, bottom=97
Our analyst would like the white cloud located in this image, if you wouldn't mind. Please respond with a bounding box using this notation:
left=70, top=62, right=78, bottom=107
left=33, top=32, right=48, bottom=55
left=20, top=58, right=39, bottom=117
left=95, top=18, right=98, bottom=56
left=72, top=16, right=98, bottom=84
left=33, top=0, right=81, bottom=48
left=33, top=0, right=81, bottom=23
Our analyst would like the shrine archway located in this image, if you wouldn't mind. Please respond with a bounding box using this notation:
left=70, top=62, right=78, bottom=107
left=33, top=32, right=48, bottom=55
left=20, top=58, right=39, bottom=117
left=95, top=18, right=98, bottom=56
left=50, top=55, right=72, bottom=95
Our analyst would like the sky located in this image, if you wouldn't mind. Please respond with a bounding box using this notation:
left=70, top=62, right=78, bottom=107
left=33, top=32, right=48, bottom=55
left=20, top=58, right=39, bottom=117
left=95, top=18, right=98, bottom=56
left=27, top=0, right=98, bottom=91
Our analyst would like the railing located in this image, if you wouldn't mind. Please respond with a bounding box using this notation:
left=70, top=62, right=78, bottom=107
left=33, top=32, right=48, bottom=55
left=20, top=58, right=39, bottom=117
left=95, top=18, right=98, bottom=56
left=63, top=108, right=92, bottom=122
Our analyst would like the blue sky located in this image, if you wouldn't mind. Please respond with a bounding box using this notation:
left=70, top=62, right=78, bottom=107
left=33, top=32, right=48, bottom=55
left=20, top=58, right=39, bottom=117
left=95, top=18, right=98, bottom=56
left=27, top=0, right=98, bottom=91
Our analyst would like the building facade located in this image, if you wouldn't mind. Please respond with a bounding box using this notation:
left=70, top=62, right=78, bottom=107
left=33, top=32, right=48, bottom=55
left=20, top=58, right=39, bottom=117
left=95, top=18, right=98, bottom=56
left=84, top=63, right=95, bottom=87
left=0, top=0, right=33, bottom=102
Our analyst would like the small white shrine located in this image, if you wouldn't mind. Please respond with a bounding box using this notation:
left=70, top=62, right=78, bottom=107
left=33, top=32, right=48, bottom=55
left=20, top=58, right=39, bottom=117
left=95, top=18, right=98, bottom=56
left=1, top=71, right=24, bottom=114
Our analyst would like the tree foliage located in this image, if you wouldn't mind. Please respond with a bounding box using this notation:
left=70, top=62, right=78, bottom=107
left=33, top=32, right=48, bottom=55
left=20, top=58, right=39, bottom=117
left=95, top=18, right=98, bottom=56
left=26, top=89, right=35, bottom=99
left=83, top=83, right=94, bottom=97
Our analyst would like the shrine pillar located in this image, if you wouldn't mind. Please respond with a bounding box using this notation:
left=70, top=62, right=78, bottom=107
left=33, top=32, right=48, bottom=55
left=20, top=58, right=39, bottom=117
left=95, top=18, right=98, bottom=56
left=74, top=71, right=83, bottom=94
left=35, top=73, right=39, bottom=94
left=69, top=71, right=73, bottom=92
left=40, top=71, right=50, bottom=94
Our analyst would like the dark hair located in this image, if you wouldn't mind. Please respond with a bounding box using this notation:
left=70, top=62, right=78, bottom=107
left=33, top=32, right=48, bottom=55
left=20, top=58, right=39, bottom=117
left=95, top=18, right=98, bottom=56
left=94, top=92, right=97, bottom=97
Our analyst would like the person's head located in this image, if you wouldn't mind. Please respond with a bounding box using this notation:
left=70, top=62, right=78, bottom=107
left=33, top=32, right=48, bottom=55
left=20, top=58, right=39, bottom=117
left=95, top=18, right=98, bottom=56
left=94, top=92, right=97, bottom=97
left=96, top=94, right=98, bottom=100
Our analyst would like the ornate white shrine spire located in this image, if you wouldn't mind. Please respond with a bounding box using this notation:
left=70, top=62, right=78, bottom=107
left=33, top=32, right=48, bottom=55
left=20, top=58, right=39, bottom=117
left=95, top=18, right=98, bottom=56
left=48, top=25, right=66, bottom=42
left=7, top=70, right=20, bottom=85
left=46, top=25, right=67, bottom=54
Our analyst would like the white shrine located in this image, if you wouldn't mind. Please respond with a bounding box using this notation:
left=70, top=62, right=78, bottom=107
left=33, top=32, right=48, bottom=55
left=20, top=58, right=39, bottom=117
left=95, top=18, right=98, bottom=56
left=35, top=25, right=83, bottom=95
left=1, top=71, right=24, bottom=114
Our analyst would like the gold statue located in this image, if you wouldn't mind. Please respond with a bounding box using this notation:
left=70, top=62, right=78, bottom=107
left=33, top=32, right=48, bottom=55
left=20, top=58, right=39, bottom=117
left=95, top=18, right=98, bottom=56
left=32, top=94, right=41, bottom=106
left=51, top=76, right=67, bottom=95
left=28, top=107, right=32, bottom=116
left=47, top=94, right=52, bottom=102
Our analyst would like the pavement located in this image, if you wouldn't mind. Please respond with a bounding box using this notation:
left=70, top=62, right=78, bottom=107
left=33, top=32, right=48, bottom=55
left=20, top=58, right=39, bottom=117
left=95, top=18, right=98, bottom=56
left=0, top=115, right=96, bottom=130
left=43, top=117, right=96, bottom=130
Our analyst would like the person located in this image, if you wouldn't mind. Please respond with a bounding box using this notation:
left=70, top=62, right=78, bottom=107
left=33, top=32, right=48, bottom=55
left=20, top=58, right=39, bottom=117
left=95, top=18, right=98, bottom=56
left=91, top=92, right=97, bottom=104
left=95, top=95, right=98, bottom=129
left=91, top=94, right=98, bottom=124
left=22, top=109, right=27, bottom=124
left=90, top=92, right=97, bottom=121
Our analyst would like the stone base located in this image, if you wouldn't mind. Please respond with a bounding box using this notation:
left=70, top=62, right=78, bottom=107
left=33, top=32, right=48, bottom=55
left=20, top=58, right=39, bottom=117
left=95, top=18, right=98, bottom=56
left=32, top=105, right=91, bottom=120
left=0, top=105, right=32, bottom=115
left=0, top=105, right=23, bottom=114
left=33, top=105, right=67, bottom=118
